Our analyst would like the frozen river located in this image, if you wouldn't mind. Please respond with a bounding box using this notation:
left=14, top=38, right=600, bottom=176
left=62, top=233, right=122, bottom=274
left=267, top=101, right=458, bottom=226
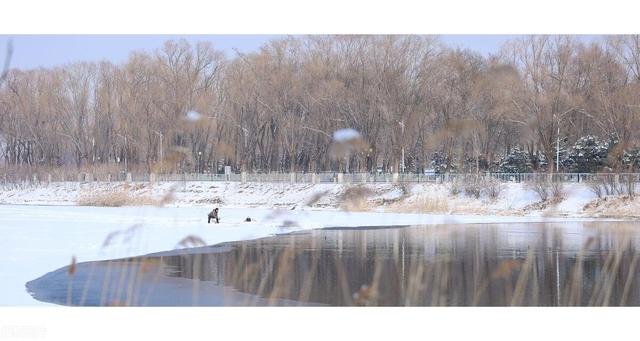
left=0, top=204, right=611, bottom=305
left=26, top=221, right=640, bottom=306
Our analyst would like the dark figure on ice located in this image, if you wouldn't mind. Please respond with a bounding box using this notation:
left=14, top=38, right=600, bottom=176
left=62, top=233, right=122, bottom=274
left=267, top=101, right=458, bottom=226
left=208, top=207, right=220, bottom=224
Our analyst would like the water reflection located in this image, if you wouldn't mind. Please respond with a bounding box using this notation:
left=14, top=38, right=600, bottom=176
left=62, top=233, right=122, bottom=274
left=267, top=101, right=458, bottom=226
left=27, top=222, right=640, bottom=306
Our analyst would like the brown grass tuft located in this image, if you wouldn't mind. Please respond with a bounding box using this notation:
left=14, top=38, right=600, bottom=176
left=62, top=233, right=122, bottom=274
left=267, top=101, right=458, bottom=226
left=582, top=196, right=640, bottom=218
left=305, top=190, right=330, bottom=207
left=77, top=190, right=165, bottom=207
left=338, top=185, right=373, bottom=211
left=391, top=194, right=450, bottom=213
left=68, top=255, right=77, bottom=276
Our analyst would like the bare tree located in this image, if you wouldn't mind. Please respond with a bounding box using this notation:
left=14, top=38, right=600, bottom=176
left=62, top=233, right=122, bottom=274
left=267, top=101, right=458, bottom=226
left=2, top=36, right=640, bottom=175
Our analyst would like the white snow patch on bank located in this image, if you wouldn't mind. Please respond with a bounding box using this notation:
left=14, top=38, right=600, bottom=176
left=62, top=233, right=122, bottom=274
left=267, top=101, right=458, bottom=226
left=0, top=181, right=600, bottom=217
left=556, top=184, right=598, bottom=213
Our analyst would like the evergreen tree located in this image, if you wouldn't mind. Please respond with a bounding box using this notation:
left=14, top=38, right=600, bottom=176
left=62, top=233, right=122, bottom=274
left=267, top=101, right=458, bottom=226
left=622, top=148, right=640, bottom=171
left=464, top=155, right=489, bottom=173
left=534, top=150, right=549, bottom=171
left=430, top=152, right=457, bottom=174
left=565, top=135, right=610, bottom=172
left=496, top=147, right=532, bottom=173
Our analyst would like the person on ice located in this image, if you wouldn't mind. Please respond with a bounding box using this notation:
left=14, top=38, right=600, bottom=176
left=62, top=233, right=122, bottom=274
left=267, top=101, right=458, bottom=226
left=208, top=207, right=220, bottom=224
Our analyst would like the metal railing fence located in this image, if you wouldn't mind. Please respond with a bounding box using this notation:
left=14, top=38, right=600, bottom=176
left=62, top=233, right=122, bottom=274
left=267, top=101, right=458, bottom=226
left=2, top=171, right=640, bottom=190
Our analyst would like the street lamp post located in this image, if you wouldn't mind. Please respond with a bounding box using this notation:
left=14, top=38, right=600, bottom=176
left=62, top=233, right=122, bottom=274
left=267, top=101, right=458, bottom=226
left=554, top=110, right=576, bottom=173
left=556, top=121, right=560, bottom=173
left=398, top=120, right=406, bottom=173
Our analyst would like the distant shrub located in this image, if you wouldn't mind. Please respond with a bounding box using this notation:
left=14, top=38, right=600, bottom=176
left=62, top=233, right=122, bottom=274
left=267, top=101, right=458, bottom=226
left=448, top=178, right=462, bottom=196
left=550, top=181, right=564, bottom=200
left=463, top=176, right=482, bottom=199
left=484, top=177, right=504, bottom=200
left=397, top=182, right=412, bottom=197
left=589, top=174, right=638, bottom=199
left=450, top=175, right=504, bottom=200
left=78, top=190, right=164, bottom=207
left=588, top=178, right=606, bottom=199
left=338, top=185, right=373, bottom=211
left=623, top=175, right=637, bottom=198
left=526, top=175, right=564, bottom=202
left=398, top=195, right=450, bottom=214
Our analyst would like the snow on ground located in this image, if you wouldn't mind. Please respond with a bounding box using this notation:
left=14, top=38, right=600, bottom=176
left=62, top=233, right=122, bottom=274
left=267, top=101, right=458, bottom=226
left=0, top=180, right=606, bottom=216
left=0, top=204, right=610, bottom=306
left=556, top=184, right=598, bottom=213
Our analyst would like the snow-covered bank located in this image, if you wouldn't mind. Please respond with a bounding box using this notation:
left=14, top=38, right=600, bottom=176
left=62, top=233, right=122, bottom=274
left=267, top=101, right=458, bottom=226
left=2, top=181, right=638, bottom=305
left=0, top=205, right=611, bottom=306
left=1, top=181, right=638, bottom=218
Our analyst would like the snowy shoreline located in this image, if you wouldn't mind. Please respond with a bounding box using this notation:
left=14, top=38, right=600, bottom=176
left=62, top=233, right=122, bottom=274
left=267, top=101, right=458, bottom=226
left=2, top=180, right=640, bottom=218
left=1, top=180, right=639, bottom=306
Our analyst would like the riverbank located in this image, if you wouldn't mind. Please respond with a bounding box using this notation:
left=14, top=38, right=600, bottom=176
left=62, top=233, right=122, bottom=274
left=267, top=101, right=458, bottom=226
left=1, top=181, right=639, bottom=218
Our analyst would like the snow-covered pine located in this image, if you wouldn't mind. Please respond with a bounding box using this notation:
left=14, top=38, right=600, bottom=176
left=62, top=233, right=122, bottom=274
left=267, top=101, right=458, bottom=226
left=565, top=135, right=612, bottom=173
left=430, top=151, right=457, bottom=174
left=496, top=147, right=532, bottom=173
left=463, top=155, right=489, bottom=173
left=622, top=148, right=640, bottom=171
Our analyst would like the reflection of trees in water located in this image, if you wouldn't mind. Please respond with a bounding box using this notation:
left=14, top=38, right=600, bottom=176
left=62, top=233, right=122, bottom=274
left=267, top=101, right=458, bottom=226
left=159, top=224, right=640, bottom=306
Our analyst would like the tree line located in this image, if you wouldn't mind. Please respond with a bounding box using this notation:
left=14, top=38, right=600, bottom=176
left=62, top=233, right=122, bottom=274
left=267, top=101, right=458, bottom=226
left=1, top=35, right=639, bottom=174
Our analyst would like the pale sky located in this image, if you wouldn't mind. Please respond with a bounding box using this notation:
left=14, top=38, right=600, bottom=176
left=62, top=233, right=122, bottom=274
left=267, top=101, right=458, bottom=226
left=0, top=35, right=603, bottom=71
